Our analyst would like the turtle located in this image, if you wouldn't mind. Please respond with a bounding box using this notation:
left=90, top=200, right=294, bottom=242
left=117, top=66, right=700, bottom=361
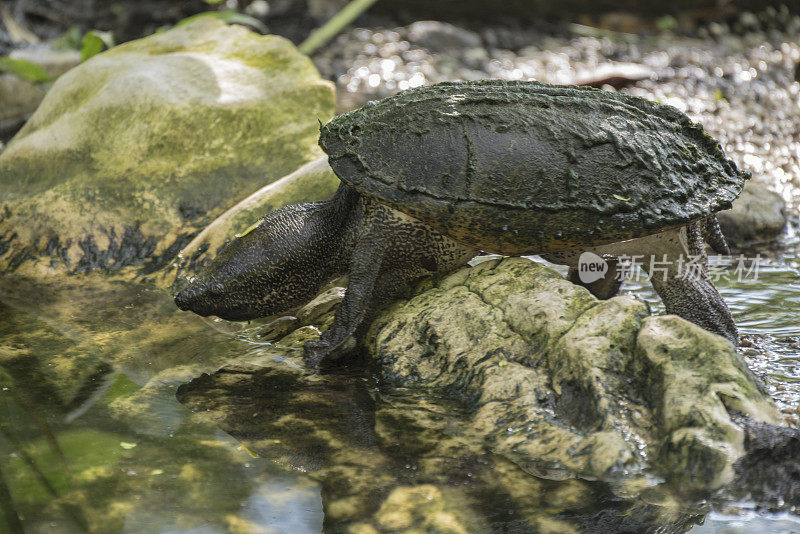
left=174, top=80, right=747, bottom=369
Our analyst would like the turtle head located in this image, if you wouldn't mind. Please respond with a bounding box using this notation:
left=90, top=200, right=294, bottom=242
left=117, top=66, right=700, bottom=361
left=174, top=203, right=339, bottom=322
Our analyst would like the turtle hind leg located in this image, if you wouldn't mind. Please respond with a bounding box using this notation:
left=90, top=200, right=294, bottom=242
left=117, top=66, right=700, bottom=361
left=703, top=215, right=731, bottom=255
left=650, top=272, right=739, bottom=345
left=637, top=227, right=739, bottom=345
left=542, top=250, right=623, bottom=300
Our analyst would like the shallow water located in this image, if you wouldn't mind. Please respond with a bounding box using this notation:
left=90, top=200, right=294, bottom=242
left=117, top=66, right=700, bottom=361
left=620, top=236, right=800, bottom=420
left=0, top=239, right=798, bottom=533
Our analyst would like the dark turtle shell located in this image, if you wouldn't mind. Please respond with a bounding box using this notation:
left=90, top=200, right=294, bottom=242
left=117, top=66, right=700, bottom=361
left=319, top=80, right=747, bottom=254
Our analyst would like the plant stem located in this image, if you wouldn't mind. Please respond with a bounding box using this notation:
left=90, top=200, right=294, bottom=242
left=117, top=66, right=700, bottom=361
left=298, top=0, right=379, bottom=56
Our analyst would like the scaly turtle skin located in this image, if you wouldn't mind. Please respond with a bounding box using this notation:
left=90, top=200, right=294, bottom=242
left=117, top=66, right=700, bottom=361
left=175, top=80, right=747, bottom=369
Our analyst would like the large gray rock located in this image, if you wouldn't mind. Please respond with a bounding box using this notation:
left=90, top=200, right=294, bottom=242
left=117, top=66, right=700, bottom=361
left=0, top=18, right=334, bottom=278
left=717, top=180, right=788, bottom=246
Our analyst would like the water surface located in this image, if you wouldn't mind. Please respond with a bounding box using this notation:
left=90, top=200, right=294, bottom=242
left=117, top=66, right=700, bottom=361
left=0, top=239, right=797, bottom=533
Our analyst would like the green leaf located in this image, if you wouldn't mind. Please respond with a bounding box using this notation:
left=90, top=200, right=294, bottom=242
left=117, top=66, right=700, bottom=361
left=0, top=56, right=49, bottom=82
left=81, top=30, right=115, bottom=62
left=51, top=26, right=83, bottom=50
left=612, top=194, right=631, bottom=201
left=656, top=15, right=677, bottom=32
left=177, top=9, right=268, bottom=33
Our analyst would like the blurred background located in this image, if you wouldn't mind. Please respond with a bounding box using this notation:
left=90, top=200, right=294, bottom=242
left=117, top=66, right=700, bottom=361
left=1, top=0, right=799, bottom=220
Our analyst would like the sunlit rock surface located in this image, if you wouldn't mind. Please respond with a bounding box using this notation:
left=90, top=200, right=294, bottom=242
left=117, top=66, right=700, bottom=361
left=0, top=18, right=334, bottom=277
left=367, top=257, right=783, bottom=488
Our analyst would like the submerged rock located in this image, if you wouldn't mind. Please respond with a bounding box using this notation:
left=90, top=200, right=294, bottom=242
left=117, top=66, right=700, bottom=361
left=367, top=257, right=782, bottom=489
left=0, top=18, right=334, bottom=277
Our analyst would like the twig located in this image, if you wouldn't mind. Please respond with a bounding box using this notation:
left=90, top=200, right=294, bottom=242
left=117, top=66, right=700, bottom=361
left=298, top=0, right=379, bottom=56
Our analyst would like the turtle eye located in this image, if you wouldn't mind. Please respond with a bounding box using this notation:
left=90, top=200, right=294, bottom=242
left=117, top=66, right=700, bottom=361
left=235, top=220, right=262, bottom=239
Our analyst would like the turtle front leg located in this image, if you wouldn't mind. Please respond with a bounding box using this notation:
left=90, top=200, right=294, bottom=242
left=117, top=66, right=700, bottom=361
left=303, top=202, right=477, bottom=370
left=303, top=230, right=388, bottom=369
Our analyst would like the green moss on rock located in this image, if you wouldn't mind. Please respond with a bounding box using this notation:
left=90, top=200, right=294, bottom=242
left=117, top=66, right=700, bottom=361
left=0, top=18, right=334, bottom=277
left=368, top=257, right=781, bottom=489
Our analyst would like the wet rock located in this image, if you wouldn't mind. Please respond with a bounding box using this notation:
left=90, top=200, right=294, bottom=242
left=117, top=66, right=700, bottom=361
left=255, top=315, right=300, bottom=341
left=732, top=414, right=800, bottom=507
left=717, top=180, right=788, bottom=246
left=367, top=257, right=782, bottom=488
left=406, top=21, right=483, bottom=52
left=0, top=18, right=334, bottom=277
left=296, top=286, right=346, bottom=325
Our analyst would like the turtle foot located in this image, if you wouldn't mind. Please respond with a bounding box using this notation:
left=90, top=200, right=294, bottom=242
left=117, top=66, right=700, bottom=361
left=302, top=335, right=357, bottom=371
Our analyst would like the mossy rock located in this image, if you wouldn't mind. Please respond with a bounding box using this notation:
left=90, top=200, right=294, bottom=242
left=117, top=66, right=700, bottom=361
left=367, top=257, right=782, bottom=490
left=0, top=18, right=334, bottom=278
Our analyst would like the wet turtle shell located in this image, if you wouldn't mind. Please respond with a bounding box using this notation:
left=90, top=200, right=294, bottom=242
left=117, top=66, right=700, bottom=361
left=319, top=80, right=748, bottom=254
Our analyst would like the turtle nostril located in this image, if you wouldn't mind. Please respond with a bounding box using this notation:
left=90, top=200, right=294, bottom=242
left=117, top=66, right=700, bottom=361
left=174, top=285, right=203, bottom=312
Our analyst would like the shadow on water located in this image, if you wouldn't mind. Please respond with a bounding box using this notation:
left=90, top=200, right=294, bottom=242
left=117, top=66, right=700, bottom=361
left=0, top=240, right=798, bottom=533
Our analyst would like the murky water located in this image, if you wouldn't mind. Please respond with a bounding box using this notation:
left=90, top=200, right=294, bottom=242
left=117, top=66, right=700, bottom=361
left=0, top=238, right=798, bottom=533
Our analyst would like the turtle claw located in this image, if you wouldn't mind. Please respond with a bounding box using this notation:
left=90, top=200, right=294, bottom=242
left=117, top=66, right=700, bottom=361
left=302, top=335, right=357, bottom=370
left=302, top=339, right=331, bottom=370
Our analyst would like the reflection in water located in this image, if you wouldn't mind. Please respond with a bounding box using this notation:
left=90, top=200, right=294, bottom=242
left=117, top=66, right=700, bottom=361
left=0, top=276, right=318, bottom=533
left=0, top=242, right=798, bottom=533
left=243, top=480, right=323, bottom=533
left=176, top=363, right=709, bottom=533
